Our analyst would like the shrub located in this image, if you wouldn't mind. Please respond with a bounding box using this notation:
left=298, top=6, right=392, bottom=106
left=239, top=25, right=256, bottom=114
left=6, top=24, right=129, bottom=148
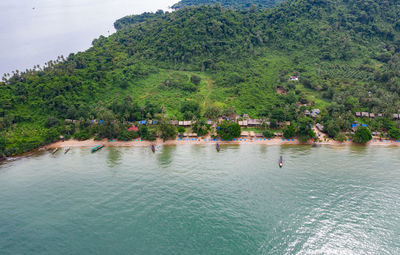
left=388, top=128, right=400, bottom=140
left=74, top=131, right=90, bottom=141
left=263, top=130, right=274, bottom=138
left=117, top=130, right=139, bottom=141
left=353, top=127, right=372, bottom=143
left=217, top=121, right=241, bottom=140
left=283, top=125, right=296, bottom=138
left=335, top=132, right=347, bottom=142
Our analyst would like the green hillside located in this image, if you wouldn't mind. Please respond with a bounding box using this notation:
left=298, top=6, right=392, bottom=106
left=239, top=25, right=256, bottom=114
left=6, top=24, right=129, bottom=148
left=171, top=0, right=284, bottom=9
left=2, top=0, right=400, bottom=156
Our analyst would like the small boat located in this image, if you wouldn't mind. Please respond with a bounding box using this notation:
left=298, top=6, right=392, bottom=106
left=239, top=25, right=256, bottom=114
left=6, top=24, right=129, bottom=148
left=151, top=145, right=156, bottom=153
left=279, top=156, right=283, bottom=168
left=216, top=143, right=220, bottom=152
left=51, top=148, right=59, bottom=154
left=91, top=145, right=104, bottom=153
left=64, top=147, right=70, bottom=154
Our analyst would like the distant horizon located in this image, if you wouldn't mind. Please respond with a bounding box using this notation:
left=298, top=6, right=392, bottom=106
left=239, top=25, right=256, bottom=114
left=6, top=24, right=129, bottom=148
left=0, top=0, right=177, bottom=76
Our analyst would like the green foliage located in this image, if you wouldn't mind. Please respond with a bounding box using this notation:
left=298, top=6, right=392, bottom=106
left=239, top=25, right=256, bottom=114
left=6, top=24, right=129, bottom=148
left=74, top=131, right=90, bottom=141
left=181, top=101, right=200, bottom=119
left=388, top=128, right=400, bottom=140
left=172, top=0, right=284, bottom=9
left=117, top=130, right=139, bottom=141
left=353, top=127, right=372, bottom=143
left=0, top=135, right=6, bottom=157
left=204, top=106, right=222, bottom=120
left=262, top=130, right=274, bottom=138
left=177, top=126, right=186, bottom=133
left=192, top=118, right=210, bottom=136
left=335, top=132, right=347, bottom=142
left=190, top=75, right=202, bottom=85
left=217, top=121, right=241, bottom=140
left=158, top=119, right=177, bottom=141
left=283, top=125, right=295, bottom=139
left=4, top=0, right=400, bottom=153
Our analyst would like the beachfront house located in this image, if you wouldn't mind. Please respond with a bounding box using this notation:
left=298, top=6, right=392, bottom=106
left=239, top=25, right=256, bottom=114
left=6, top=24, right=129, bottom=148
left=355, top=112, right=361, bottom=117
left=255, top=133, right=263, bottom=137
left=393, top=114, right=400, bottom=120
left=377, top=113, right=383, bottom=117
left=247, top=119, right=262, bottom=127
left=238, top=120, right=248, bottom=127
left=304, top=110, right=310, bottom=116
left=316, top=123, right=324, bottom=132
left=361, top=112, right=369, bottom=118
left=241, top=131, right=249, bottom=137
left=274, top=132, right=283, bottom=137
left=311, top=109, right=320, bottom=118
left=369, top=113, right=375, bottom=118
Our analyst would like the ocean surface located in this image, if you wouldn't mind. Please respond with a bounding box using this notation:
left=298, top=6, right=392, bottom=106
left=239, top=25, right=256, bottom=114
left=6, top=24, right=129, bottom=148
left=1, top=145, right=400, bottom=254
left=0, top=0, right=177, bottom=76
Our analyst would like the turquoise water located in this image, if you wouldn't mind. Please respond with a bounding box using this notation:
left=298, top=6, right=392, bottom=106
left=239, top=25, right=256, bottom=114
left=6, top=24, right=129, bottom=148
left=1, top=145, right=400, bottom=254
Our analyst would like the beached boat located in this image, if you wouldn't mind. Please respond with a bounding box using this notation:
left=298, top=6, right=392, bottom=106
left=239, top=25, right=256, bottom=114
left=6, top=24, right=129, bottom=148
left=91, top=145, right=104, bottom=153
left=279, top=156, right=283, bottom=168
left=151, top=145, right=156, bottom=153
left=51, top=148, right=59, bottom=155
left=64, top=147, right=70, bottom=154
left=216, top=143, right=220, bottom=152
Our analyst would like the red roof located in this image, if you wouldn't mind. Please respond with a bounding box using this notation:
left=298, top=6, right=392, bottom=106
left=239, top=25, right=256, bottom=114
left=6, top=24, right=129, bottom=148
left=128, top=125, right=138, bottom=132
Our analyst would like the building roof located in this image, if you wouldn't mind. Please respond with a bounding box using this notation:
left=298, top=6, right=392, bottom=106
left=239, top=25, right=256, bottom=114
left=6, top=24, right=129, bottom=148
left=241, top=131, right=249, bottom=136
left=238, top=121, right=248, bottom=126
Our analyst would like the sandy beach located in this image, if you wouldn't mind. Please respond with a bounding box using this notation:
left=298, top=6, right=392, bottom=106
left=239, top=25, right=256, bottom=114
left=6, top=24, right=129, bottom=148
left=46, top=137, right=400, bottom=149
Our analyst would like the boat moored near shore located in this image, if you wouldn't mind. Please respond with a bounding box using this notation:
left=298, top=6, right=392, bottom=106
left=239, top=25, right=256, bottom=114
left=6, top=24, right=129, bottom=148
left=91, top=145, right=104, bottom=153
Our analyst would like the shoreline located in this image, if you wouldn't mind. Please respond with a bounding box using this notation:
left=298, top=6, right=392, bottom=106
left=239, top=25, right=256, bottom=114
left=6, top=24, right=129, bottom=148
left=45, top=137, right=400, bottom=149
left=2, top=137, right=399, bottom=162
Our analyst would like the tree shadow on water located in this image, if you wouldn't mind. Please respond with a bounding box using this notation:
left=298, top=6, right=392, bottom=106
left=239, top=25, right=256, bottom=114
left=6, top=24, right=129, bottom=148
left=106, top=147, right=122, bottom=168
left=156, top=146, right=176, bottom=168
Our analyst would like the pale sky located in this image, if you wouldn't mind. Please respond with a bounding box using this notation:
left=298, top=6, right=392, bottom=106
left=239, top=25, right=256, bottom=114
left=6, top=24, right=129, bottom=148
left=0, top=0, right=178, bottom=75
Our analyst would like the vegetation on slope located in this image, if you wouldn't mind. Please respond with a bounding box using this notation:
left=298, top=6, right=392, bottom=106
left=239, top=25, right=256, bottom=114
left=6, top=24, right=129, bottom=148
left=171, top=0, right=284, bottom=9
left=2, top=0, right=400, bottom=156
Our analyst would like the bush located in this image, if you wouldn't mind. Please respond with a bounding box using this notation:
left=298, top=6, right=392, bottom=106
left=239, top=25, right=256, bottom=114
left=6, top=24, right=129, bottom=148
left=263, top=130, right=274, bottom=138
left=335, top=132, right=347, bottom=142
left=388, top=128, right=400, bottom=140
left=217, top=121, right=241, bottom=140
left=190, top=75, right=202, bottom=85
left=44, top=127, right=60, bottom=144
left=177, top=126, right=186, bottom=133
left=353, top=127, right=372, bottom=143
left=74, top=131, right=90, bottom=141
left=117, top=130, right=139, bottom=141
left=283, top=125, right=296, bottom=138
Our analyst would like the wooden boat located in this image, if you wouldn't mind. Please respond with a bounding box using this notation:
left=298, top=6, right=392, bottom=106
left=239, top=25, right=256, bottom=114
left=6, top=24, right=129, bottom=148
left=64, top=147, right=70, bottom=154
left=51, top=148, right=59, bottom=154
left=216, top=143, right=220, bottom=152
left=91, top=145, right=104, bottom=153
left=151, top=145, right=156, bottom=153
left=279, top=156, right=283, bottom=168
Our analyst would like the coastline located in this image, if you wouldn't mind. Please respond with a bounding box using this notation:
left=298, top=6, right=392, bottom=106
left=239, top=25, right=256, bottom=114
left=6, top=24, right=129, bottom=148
left=45, top=137, right=400, bottom=149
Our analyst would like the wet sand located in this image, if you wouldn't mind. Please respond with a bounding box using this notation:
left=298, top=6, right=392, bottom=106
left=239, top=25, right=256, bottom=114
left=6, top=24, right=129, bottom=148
left=46, top=137, right=400, bottom=149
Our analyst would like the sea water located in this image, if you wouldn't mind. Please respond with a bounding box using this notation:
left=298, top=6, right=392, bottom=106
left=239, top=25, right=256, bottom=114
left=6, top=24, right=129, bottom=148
left=1, top=145, right=400, bottom=254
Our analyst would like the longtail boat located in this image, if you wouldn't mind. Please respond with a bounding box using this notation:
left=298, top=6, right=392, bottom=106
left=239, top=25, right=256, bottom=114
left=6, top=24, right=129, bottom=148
left=51, top=148, right=59, bottom=154
left=91, top=145, right=104, bottom=153
left=151, top=145, right=156, bottom=153
left=216, top=143, right=220, bottom=152
left=279, top=156, right=283, bottom=168
left=64, top=147, right=70, bottom=154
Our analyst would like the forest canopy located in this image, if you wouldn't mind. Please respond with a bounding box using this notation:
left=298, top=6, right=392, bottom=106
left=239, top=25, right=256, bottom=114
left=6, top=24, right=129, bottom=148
left=2, top=0, right=400, bottom=156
